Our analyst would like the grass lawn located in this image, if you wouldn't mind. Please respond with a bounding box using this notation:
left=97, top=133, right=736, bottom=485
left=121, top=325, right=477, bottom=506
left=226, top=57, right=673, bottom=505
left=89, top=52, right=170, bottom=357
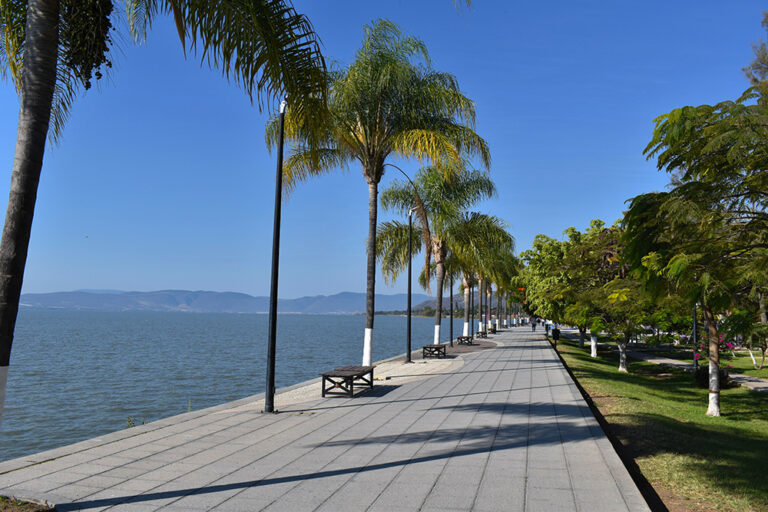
left=553, top=335, right=768, bottom=512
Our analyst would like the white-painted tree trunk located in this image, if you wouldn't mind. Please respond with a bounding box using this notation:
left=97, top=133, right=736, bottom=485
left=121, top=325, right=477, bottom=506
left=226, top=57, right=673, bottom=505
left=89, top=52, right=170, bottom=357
left=362, top=328, right=373, bottom=366
left=706, top=361, right=721, bottom=416
left=463, top=321, right=469, bottom=336
left=433, top=325, right=440, bottom=345
left=590, top=334, right=598, bottom=358
left=0, top=366, right=8, bottom=428
left=478, top=321, right=483, bottom=333
left=495, top=319, right=500, bottom=330
left=617, top=342, right=628, bottom=372
left=749, top=348, right=758, bottom=368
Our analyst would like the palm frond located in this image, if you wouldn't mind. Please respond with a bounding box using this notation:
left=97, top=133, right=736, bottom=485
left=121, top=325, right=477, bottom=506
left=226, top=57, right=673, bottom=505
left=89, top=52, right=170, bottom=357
left=128, top=0, right=327, bottom=110
left=0, top=0, right=25, bottom=91
left=281, top=146, right=351, bottom=192
left=376, top=220, right=423, bottom=284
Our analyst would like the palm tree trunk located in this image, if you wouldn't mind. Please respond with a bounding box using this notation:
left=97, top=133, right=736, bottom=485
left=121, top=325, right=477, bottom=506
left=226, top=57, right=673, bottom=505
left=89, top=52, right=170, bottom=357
left=433, top=261, right=445, bottom=344
left=477, top=278, right=484, bottom=334
left=470, top=284, right=475, bottom=336
left=488, top=286, right=495, bottom=330
left=462, top=277, right=470, bottom=336
left=702, top=305, right=720, bottom=416
left=362, top=179, right=379, bottom=366
left=499, top=293, right=504, bottom=327
left=0, top=0, right=60, bottom=429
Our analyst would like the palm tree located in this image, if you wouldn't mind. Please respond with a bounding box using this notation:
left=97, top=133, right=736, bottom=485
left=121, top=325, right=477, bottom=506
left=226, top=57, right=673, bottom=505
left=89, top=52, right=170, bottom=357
left=0, top=0, right=326, bottom=427
left=379, top=166, right=496, bottom=344
left=269, top=20, right=490, bottom=365
left=486, top=249, right=518, bottom=330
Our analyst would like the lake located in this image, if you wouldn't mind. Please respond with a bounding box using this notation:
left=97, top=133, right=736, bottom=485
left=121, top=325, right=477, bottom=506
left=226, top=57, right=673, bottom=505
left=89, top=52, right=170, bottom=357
left=0, top=310, right=468, bottom=462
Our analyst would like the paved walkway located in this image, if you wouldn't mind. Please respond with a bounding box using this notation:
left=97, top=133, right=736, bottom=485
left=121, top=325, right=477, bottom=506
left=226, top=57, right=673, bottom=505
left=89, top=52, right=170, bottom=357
left=0, top=329, right=649, bottom=511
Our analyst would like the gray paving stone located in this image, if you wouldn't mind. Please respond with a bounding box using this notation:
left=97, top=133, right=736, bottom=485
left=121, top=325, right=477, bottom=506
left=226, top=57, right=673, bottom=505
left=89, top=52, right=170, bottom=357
left=527, top=467, right=572, bottom=489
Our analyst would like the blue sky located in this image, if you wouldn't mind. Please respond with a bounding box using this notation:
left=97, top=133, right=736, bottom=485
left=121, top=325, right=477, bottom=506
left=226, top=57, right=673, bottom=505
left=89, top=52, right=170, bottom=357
left=0, top=1, right=764, bottom=298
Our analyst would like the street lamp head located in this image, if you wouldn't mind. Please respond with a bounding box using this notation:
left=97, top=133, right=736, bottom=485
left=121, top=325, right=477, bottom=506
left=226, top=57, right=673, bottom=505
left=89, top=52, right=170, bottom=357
left=409, top=206, right=418, bottom=216
left=280, top=99, right=288, bottom=114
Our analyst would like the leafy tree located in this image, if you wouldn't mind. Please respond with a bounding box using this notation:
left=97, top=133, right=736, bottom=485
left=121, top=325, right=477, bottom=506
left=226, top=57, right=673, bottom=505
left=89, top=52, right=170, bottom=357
left=744, top=11, right=768, bottom=86
left=559, top=221, right=619, bottom=349
left=0, top=0, right=326, bottom=427
left=519, top=234, right=568, bottom=323
left=621, top=15, right=768, bottom=414
left=594, top=278, right=652, bottom=372
left=271, top=20, right=490, bottom=364
left=625, top=191, right=739, bottom=416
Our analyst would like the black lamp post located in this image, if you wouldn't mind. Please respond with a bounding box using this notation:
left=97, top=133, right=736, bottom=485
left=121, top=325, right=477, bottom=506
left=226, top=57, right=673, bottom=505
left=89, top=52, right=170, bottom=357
left=264, top=99, right=287, bottom=414
left=449, top=275, right=453, bottom=347
left=406, top=207, right=416, bottom=363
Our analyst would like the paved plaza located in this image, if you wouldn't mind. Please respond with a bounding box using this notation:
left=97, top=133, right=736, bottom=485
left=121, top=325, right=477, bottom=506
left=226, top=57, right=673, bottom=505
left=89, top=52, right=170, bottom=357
left=0, top=329, right=650, bottom=511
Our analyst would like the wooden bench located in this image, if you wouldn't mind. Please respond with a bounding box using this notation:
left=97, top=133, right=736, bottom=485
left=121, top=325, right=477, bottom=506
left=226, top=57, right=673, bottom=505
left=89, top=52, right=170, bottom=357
left=475, top=331, right=488, bottom=339
left=422, top=344, right=448, bottom=358
left=489, top=325, right=497, bottom=334
left=321, top=365, right=374, bottom=397
left=457, top=335, right=474, bottom=345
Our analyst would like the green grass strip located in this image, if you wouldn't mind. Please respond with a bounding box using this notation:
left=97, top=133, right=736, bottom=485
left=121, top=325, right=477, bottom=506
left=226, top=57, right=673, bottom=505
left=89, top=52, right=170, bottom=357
left=553, top=335, right=768, bottom=512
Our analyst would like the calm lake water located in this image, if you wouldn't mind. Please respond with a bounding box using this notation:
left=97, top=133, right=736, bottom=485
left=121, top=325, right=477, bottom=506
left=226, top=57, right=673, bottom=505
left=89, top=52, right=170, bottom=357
left=0, top=310, right=467, bottom=462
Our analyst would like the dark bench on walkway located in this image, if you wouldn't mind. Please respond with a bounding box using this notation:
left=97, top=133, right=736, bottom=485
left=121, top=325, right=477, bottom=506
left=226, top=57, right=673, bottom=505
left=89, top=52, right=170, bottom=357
left=457, top=335, right=474, bottom=345
left=475, top=331, right=488, bottom=339
left=489, top=325, right=497, bottom=334
left=321, top=365, right=374, bottom=397
left=422, top=344, right=448, bottom=358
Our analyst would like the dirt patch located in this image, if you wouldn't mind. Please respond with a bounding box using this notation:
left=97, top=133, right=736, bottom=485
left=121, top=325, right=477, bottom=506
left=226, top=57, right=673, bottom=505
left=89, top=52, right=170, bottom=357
left=653, top=488, right=711, bottom=512
left=634, top=369, right=677, bottom=379
left=0, top=497, right=53, bottom=512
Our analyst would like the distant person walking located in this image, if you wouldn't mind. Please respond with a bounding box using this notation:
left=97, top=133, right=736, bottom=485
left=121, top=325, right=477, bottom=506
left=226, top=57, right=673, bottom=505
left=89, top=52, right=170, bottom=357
left=530, top=316, right=536, bottom=331
left=552, top=326, right=561, bottom=347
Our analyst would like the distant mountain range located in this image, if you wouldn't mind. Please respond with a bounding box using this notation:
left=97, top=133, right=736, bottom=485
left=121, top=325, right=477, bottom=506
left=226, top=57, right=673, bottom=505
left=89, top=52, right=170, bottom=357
left=19, top=290, right=433, bottom=314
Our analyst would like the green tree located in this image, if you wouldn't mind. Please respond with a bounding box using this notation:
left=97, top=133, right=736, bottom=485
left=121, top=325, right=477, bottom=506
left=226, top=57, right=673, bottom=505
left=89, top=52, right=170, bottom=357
left=0, top=0, right=325, bottom=427
left=622, top=16, right=768, bottom=414
left=270, top=20, right=490, bottom=365
left=519, top=234, right=568, bottom=323
left=625, top=191, right=738, bottom=416
left=594, top=278, right=651, bottom=372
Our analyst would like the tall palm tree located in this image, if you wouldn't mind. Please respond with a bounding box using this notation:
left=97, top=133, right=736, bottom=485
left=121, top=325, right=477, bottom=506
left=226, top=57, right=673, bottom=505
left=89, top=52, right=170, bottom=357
left=0, top=0, right=326, bottom=427
left=269, top=20, right=490, bottom=365
left=379, top=166, right=496, bottom=344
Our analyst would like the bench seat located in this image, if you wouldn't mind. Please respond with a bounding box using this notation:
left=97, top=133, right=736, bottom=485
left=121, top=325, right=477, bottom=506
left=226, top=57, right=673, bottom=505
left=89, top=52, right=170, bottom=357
left=422, top=344, right=448, bottom=358
left=457, top=335, right=473, bottom=345
left=321, top=365, right=374, bottom=397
